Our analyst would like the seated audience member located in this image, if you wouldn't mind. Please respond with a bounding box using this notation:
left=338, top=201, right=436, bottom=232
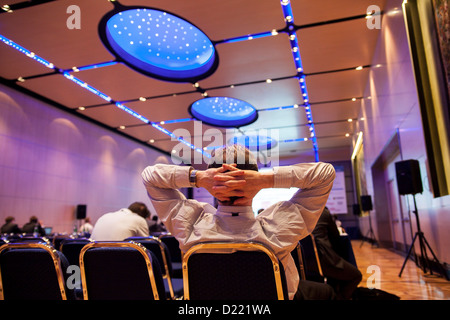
left=148, top=215, right=167, bottom=234
left=22, top=216, right=45, bottom=236
left=312, top=207, right=362, bottom=299
left=142, top=144, right=337, bottom=300
left=90, top=202, right=150, bottom=241
left=1, top=216, right=21, bottom=234
left=79, top=217, right=94, bottom=234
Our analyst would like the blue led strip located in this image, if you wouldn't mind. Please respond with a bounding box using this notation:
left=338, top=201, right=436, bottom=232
left=115, top=102, right=150, bottom=123
left=280, top=0, right=319, bottom=161
left=218, top=30, right=276, bottom=44
left=0, top=34, right=55, bottom=69
left=151, top=123, right=210, bottom=158
left=155, top=118, right=193, bottom=125
left=0, top=33, right=204, bottom=156
left=69, top=61, right=118, bottom=72
left=62, top=72, right=112, bottom=102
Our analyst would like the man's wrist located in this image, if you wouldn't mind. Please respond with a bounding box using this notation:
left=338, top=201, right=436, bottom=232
left=189, top=168, right=198, bottom=187
left=260, top=171, right=274, bottom=189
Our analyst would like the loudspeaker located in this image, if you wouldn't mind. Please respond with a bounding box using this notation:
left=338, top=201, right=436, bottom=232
left=352, top=203, right=361, bottom=216
left=76, top=204, right=87, bottom=220
left=360, top=195, right=373, bottom=211
left=395, top=160, right=423, bottom=195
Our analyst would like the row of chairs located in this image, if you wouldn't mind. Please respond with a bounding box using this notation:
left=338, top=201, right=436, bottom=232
left=0, top=233, right=324, bottom=300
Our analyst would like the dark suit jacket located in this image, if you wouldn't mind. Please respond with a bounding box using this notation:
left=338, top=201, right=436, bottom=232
left=1, top=222, right=22, bottom=234
left=22, top=222, right=45, bottom=236
left=312, top=208, right=346, bottom=270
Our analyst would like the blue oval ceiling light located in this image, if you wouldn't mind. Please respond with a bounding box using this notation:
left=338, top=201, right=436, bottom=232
left=189, top=97, right=258, bottom=127
left=230, top=135, right=278, bottom=151
left=99, top=4, right=218, bottom=82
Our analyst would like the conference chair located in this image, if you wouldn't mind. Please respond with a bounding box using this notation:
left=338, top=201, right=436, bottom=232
left=52, top=234, right=73, bottom=251
left=125, top=236, right=183, bottom=299
left=79, top=241, right=165, bottom=300
left=59, top=238, right=92, bottom=267
left=0, top=242, right=76, bottom=300
left=299, top=234, right=326, bottom=283
left=290, top=242, right=306, bottom=280
left=159, top=233, right=183, bottom=278
left=182, top=242, right=288, bottom=300
left=8, top=236, right=51, bottom=245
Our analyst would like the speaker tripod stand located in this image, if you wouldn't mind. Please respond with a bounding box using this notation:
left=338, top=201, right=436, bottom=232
left=360, top=210, right=378, bottom=248
left=398, top=194, right=446, bottom=279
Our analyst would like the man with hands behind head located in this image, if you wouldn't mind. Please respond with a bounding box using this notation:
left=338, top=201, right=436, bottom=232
left=141, top=144, right=336, bottom=300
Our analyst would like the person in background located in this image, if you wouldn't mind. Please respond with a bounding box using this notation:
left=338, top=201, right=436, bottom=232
left=148, top=215, right=167, bottom=234
left=312, top=207, right=362, bottom=299
left=90, top=202, right=150, bottom=241
left=79, top=217, right=94, bottom=235
left=22, top=216, right=45, bottom=236
left=1, top=216, right=21, bottom=234
left=142, top=144, right=337, bottom=300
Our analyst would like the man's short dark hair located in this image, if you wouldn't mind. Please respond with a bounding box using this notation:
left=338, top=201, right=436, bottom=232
left=128, top=202, right=150, bottom=219
left=29, top=216, right=38, bottom=223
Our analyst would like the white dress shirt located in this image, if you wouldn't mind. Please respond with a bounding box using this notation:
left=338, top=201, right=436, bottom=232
left=141, top=162, right=335, bottom=299
left=90, top=208, right=149, bottom=241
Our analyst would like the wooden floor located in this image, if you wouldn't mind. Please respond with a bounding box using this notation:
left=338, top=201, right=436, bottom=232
left=352, top=240, right=450, bottom=300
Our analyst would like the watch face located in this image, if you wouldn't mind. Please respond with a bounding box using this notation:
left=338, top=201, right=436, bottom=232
left=190, top=170, right=197, bottom=186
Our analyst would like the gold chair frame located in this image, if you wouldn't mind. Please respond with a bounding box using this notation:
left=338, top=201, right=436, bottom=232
left=0, top=242, right=68, bottom=300
left=79, top=241, right=161, bottom=300
left=182, top=242, right=285, bottom=300
left=131, top=236, right=178, bottom=299
left=295, top=234, right=326, bottom=282
left=309, top=234, right=325, bottom=280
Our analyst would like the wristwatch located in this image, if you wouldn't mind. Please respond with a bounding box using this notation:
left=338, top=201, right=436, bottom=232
left=189, top=169, right=198, bottom=187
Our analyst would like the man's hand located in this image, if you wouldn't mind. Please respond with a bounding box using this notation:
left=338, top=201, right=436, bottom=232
left=200, top=164, right=274, bottom=205
left=196, top=164, right=246, bottom=202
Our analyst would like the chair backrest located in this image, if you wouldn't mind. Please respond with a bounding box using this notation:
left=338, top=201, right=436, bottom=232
left=183, top=242, right=287, bottom=300
left=79, top=241, right=165, bottom=300
left=125, top=237, right=172, bottom=277
left=299, top=234, right=325, bottom=283
left=0, top=243, right=74, bottom=300
left=159, top=234, right=182, bottom=263
left=60, top=238, right=92, bottom=267
left=52, top=235, right=72, bottom=251
left=125, top=236, right=176, bottom=299
left=8, top=236, right=51, bottom=245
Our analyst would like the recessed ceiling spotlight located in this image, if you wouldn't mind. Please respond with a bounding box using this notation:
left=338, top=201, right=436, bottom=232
left=98, top=4, right=218, bottom=82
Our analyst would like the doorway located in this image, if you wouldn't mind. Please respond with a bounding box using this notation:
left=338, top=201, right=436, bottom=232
left=371, top=130, right=410, bottom=249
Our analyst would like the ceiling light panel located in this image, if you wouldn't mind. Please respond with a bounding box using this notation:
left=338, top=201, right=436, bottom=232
left=99, top=6, right=218, bottom=82
left=189, top=96, right=258, bottom=127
